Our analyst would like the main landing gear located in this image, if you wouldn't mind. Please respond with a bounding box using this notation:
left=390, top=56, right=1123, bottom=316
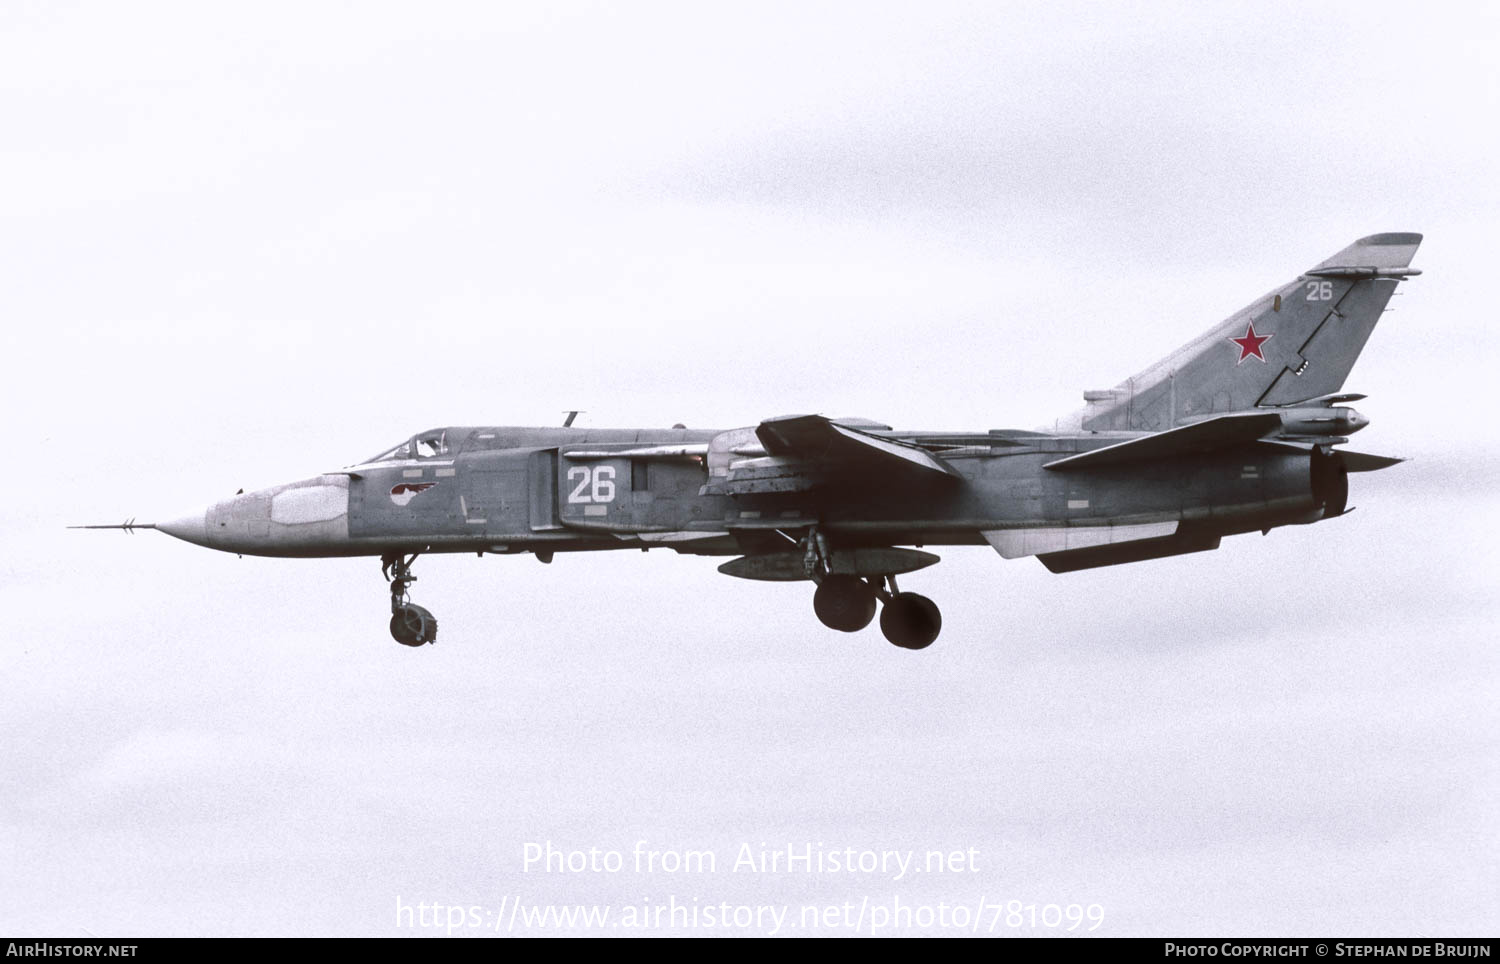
left=812, top=573, right=942, bottom=649
left=382, top=553, right=438, bottom=647
left=802, top=532, right=942, bottom=650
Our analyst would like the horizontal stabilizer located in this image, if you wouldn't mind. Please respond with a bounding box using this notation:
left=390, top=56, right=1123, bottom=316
left=756, top=414, right=961, bottom=480
left=983, top=521, right=1179, bottom=559
left=1340, top=451, right=1406, bottom=473
left=1044, top=412, right=1282, bottom=471
left=1256, top=440, right=1406, bottom=473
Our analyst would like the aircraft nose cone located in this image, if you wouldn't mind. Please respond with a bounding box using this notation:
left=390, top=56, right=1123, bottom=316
left=156, top=509, right=211, bottom=548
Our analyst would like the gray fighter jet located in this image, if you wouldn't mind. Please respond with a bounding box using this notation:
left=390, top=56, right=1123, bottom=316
left=80, top=233, right=1421, bottom=649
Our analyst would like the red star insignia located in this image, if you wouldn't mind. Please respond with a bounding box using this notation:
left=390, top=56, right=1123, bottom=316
left=1228, top=321, right=1272, bottom=364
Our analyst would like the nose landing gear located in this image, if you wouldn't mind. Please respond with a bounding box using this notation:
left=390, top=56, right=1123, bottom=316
left=382, top=553, right=437, bottom=647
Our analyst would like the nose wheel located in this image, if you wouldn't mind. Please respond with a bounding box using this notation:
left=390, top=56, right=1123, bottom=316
left=382, top=553, right=437, bottom=647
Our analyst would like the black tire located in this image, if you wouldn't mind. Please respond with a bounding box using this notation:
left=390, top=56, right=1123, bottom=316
left=813, top=575, right=877, bottom=632
left=879, top=593, right=941, bottom=649
left=390, top=604, right=438, bottom=646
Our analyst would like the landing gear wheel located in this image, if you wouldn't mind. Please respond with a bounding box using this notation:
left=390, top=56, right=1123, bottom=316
left=880, top=592, right=941, bottom=649
left=390, top=604, right=438, bottom=647
left=813, top=575, right=877, bottom=632
left=382, top=552, right=437, bottom=647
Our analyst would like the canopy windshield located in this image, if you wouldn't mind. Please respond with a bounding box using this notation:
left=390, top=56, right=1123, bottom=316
left=362, top=429, right=451, bottom=464
left=363, top=440, right=409, bottom=463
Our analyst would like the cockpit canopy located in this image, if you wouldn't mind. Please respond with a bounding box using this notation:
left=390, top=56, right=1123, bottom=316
left=363, top=429, right=451, bottom=464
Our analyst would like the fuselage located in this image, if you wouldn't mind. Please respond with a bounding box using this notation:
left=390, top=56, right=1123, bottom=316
left=156, top=422, right=1344, bottom=561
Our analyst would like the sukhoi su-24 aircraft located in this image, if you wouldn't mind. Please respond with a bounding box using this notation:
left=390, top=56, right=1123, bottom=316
left=80, top=233, right=1422, bottom=650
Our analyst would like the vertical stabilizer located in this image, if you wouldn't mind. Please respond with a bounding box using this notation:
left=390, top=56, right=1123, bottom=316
left=1066, top=233, right=1422, bottom=432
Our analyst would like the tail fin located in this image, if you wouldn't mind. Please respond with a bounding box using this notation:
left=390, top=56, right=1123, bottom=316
left=1068, top=233, right=1422, bottom=433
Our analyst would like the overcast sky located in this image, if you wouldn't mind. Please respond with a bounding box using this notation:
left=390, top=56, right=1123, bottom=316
left=3, top=0, right=1496, bottom=937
